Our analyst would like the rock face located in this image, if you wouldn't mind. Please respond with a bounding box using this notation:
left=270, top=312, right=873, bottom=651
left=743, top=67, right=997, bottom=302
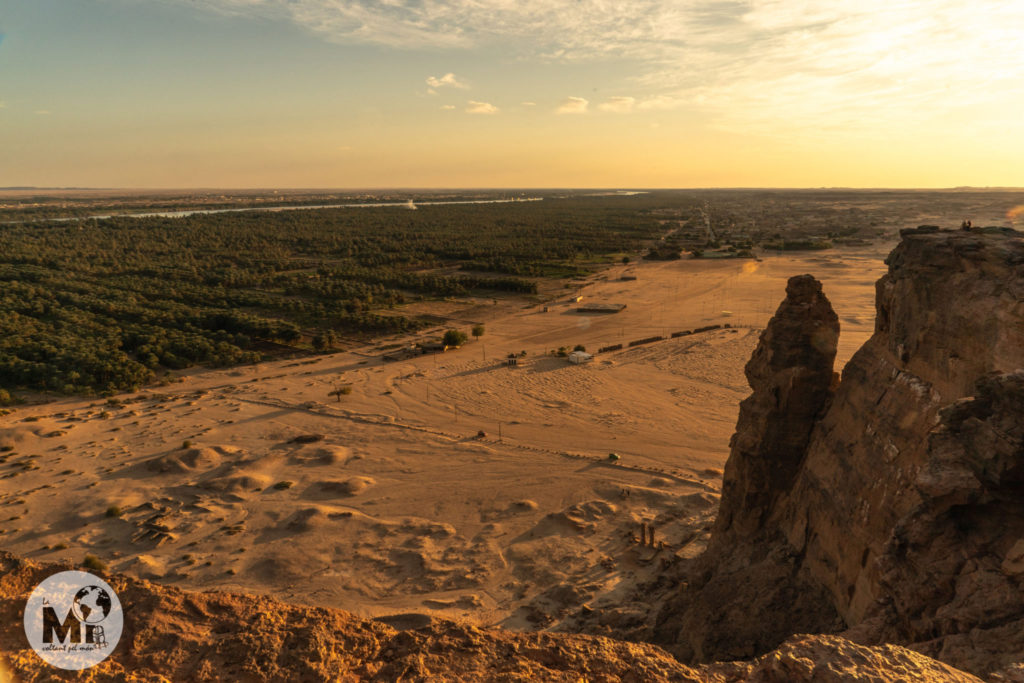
left=0, top=552, right=984, bottom=682
left=714, top=274, right=840, bottom=542
left=654, top=230, right=1024, bottom=677
left=654, top=274, right=844, bottom=663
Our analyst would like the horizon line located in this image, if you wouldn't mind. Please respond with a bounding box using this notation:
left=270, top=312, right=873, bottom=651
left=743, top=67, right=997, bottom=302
left=4, top=186, right=1024, bottom=193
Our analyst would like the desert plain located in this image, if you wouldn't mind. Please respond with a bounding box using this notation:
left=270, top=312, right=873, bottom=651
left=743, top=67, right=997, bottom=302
left=0, top=241, right=892, bottom=632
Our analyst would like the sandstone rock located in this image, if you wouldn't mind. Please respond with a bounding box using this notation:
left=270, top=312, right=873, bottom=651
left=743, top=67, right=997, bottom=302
left=714, top=273, right=839, bottom=542
left=0, top=552, right=985, bottom=682
left=654, top=231, right=1024, bottom=678
left=654, top=275, right=843, bottom=662
left=706, top=634, right=983, bottom=683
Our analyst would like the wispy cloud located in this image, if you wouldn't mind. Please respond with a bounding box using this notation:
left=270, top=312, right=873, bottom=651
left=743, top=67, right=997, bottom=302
left=521, top=101, right=537, bottom=107
left=597, top=96, right=635, bottom=113
left=466, top=100, right=498, bottom=114
left=175, top=1, right=1024, bottom=135
left=426, top=72, right=468, bottom=89
left=636, top=95, right=685, bottom=112
left=440, top=104, right=456, bottom=110
left=556, top=96, right=588, bottom=115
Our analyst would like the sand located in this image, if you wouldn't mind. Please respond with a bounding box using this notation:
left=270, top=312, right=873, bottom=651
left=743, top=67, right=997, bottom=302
left=0, top=243, right=892, bottom=629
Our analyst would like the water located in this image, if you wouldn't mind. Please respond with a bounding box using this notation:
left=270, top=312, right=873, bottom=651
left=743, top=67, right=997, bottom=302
left=2, top=196, right=545, bottom=225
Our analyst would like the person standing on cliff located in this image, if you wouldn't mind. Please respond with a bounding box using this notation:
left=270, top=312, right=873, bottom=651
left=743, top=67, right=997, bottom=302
left=961, top=219, right=972, bottom=231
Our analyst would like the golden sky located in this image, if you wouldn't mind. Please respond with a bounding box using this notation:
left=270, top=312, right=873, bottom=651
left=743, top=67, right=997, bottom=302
left=2, top=1, right=1023, bottom=188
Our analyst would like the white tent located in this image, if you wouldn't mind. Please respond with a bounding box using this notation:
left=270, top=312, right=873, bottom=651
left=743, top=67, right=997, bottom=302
left=567, top=351, right=593, bottom=364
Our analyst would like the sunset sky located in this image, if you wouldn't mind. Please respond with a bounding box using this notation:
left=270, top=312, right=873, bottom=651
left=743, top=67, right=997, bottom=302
left=2, top=0, right=1023, bottom=188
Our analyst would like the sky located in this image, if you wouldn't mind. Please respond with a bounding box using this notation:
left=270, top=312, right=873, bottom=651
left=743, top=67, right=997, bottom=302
left=1, top=0, right=1023, bottom=188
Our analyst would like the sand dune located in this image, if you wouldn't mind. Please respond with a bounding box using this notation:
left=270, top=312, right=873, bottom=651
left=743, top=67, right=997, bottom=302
left=0, top=244, right=891, bottom=627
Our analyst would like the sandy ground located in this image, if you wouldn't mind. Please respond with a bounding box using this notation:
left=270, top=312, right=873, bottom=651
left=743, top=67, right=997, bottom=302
left=0, top=243, right=892, bottom=630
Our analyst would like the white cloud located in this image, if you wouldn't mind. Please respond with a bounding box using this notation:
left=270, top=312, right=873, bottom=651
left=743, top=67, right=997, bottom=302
left=466, top=100, right=498, bottom=114
left=175, top=1, right=1024, bottom=136
left=440, top=104, right=456, bottom=110
left=556, top=96, right=588, bottom=115
left=426, top=72, right=468, bottom=89
left=597, top=96, right=635, bottom=113
left=521, top=101, right=537, bottom=107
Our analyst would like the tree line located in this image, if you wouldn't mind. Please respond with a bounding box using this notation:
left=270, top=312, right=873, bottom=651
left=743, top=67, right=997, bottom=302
left=0, top=196, right=669, bottom=396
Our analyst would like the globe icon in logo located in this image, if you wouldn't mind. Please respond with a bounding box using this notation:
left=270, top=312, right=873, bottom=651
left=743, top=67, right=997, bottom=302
left=71, top=586, right=113, bottom=624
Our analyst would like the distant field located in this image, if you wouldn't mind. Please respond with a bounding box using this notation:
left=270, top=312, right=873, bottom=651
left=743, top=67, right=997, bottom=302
left=1, top=188, right=1018, bottom=399
left=0, top=195, right=668, bottom=397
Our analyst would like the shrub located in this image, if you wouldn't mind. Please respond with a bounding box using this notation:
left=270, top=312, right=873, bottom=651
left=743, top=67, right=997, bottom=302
left=471, top=324, right=485, bottom=339
left=573, top=344, right=586, bottom=352
left=105, top=506, right=122, bottom=518
left=328, top=385, right=352, bottom=401
left=82, top=555, right=107, bottom=572
left=443, top=329, right=468, bottom=347
left=273, top=481, right=294, bottom=490
left=182, top=440, right=192, bottom=449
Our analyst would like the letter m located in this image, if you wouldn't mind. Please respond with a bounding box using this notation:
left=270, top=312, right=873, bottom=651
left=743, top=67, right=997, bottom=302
left=42, top=606, right=81, bottom=644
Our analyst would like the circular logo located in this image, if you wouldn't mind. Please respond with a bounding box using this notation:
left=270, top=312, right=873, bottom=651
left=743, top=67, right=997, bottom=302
left=23, top=571, right=123, bottom=670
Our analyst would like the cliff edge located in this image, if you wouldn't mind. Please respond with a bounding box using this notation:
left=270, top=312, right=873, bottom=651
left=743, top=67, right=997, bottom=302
left=654, top=229, right=1024, bottom=678
left=0, top=552, right=984, bottom=682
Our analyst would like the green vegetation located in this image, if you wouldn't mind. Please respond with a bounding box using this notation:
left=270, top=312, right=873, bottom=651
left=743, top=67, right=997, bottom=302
left=762, top=238, right=834, bottom=251
left=471, top=324, right=485, bottom=340
left=105, top=505, right=123, bottom=518
left=328, top=384, right=353, bottom=401
left=273, top=481, right=294, bottom=490
left=0, top=197, right=665, bottom=396
left=82, top=555, right=107, bottom=572
left=443, top=329, right=469, bottom=348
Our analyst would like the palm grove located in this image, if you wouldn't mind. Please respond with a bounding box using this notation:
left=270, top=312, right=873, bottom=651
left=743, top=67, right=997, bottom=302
left=0, top=196, right=666, bottom=398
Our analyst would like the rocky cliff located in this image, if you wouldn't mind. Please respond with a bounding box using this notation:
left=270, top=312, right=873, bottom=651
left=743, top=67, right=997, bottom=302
left=654, top=229, right=1024, bottom=678
left=3, top=230, right=1022, bottom=682
left=0, top=552, right=986, bottom=682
